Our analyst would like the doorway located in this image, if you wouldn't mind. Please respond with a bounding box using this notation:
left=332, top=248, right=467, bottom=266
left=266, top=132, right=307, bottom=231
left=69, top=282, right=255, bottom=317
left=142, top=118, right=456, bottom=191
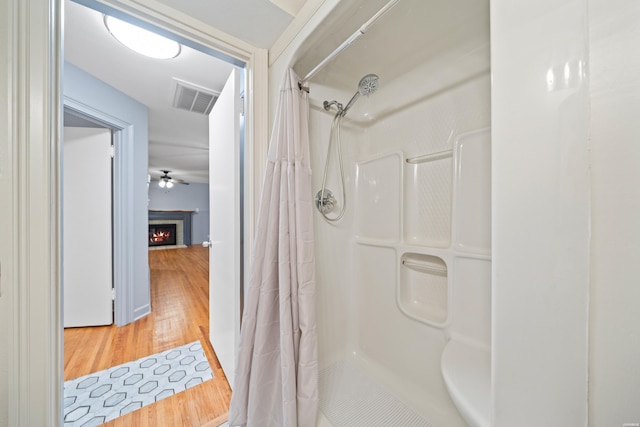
left=2, top=0, right=268, bottom=423
left=61, top=0, right=247, bottom=422
left=63, top=80, right=144, bottom=327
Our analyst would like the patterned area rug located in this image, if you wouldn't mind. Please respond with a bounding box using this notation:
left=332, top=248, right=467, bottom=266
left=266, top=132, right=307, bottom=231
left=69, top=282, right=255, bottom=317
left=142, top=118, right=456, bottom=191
left=64, top=340, right=213, bottom=426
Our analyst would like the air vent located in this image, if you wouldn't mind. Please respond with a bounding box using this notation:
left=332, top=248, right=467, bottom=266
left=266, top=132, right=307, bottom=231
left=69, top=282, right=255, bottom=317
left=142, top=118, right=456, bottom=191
left=172, top=79, right=219, bottom=115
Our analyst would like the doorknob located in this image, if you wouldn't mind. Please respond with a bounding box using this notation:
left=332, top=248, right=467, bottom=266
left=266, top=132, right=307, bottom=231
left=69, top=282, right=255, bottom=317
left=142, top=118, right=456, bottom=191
left=202, top=240, right=212, bottom=248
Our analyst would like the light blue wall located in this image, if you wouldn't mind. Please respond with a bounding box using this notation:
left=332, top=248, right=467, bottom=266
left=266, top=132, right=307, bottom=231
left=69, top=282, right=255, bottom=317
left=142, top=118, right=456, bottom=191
left=148, top=183, right=210, bottom=244
left=63, top=62, right=150, bottom=322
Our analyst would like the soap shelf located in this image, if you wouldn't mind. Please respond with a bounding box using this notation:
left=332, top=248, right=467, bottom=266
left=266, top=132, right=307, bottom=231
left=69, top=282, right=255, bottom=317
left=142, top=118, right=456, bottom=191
left=398, top=253, right=449, bottom=327
left=405, top=149, right=453, bottom=164
left=401, top=259, right=447, bottom=275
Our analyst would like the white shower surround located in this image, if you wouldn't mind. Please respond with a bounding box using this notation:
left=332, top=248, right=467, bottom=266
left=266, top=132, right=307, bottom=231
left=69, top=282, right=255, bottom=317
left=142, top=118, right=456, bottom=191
left=295, top=0, right=492, bottom=425
left=309, top=86, right=491, bottom=426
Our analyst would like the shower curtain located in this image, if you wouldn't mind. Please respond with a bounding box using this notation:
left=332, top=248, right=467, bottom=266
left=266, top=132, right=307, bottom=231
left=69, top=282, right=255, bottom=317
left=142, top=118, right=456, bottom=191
left=228, top=68, right=318, bottom=427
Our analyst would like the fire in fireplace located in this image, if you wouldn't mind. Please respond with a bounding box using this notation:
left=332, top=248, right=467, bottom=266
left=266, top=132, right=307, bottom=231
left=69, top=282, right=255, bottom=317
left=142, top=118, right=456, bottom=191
left=149, top=223, right=177, bottom=247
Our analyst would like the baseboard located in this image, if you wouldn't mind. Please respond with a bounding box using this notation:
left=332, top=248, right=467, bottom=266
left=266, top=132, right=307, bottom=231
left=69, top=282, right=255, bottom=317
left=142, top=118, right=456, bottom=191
left=134, top=303, right=151, bottom=321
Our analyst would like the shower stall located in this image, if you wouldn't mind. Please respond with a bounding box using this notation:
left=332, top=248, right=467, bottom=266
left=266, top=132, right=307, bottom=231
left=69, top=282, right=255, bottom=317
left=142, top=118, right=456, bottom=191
left=290, top=0, right=492, bottom=425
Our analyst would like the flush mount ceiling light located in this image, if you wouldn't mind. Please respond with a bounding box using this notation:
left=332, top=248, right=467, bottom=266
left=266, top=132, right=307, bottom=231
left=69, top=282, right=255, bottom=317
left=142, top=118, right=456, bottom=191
left=104, top=15, right=181, bottom=59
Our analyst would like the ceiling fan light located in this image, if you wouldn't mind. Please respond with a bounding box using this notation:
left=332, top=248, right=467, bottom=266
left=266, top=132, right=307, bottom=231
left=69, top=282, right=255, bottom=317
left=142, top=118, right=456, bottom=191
left=104, top=15, right=181, bottom=60
left=166, top=181, right=174, bottom=189
left=158, top=180, right=166, bottom=188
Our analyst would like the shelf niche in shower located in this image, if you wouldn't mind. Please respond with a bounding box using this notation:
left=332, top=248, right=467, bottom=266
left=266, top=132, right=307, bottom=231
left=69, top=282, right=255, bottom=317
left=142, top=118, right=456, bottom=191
left=404, top=153, right=452, bottom=248
left=398, top=253, right=449, bottom=326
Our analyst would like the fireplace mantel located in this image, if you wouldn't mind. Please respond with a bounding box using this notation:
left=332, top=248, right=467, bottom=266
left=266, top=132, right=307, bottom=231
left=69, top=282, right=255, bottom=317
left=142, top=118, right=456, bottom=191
left=148, top=210, right=194, bottom=245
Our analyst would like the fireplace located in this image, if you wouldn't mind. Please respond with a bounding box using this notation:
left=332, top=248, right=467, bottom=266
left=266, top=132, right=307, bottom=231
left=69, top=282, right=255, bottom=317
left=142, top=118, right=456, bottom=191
left=148, top=210, right=193, bottom=246
left=149, top=223, right=177, bottom=247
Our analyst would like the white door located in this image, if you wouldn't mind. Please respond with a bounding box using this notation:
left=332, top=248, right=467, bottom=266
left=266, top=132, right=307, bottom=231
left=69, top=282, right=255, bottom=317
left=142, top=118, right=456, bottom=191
left=208, top=68, right=242, bottom=388
left=63, top=127, right=113, bottom=327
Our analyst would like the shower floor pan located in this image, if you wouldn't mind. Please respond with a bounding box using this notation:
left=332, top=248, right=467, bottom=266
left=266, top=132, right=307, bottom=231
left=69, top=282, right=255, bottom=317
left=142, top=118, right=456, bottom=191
left=319, top=360, right=435, bottom=427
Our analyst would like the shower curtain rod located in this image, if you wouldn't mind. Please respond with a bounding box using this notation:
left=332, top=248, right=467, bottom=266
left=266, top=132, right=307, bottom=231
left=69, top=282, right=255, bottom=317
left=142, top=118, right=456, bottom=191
left=298, top=0, right=400, bottom=91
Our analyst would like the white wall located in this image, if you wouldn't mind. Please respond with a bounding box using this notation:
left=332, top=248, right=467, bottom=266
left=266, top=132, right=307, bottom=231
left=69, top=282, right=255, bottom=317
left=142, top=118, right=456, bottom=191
left=588, top=0, right=640, bottom=424
left=491, top=0, right=590, bottom=425
left=148, top=183, right=210, bottom=244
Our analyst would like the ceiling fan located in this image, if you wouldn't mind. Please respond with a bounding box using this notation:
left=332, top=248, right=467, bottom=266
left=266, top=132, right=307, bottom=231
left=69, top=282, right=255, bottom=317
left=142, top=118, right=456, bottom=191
left=154, top=170, right=189, bottom=188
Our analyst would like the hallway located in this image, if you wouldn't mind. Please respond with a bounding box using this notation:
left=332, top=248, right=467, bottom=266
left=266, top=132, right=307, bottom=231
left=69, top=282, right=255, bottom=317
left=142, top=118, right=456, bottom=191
left=64, top=245, right=231, bottom=426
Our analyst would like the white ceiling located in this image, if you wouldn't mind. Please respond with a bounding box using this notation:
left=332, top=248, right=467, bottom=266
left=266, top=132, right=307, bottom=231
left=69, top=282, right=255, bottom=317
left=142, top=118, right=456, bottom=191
left=151, top=0, right=298, bottom=49
left=63, top=0, right=304, bottom=184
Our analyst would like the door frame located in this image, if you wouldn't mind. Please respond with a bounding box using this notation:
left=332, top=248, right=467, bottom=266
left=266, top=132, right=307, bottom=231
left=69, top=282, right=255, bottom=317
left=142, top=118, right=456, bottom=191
left=64, top=99, right=136, bottom=327
left=2, top=0, right=268, bottom=425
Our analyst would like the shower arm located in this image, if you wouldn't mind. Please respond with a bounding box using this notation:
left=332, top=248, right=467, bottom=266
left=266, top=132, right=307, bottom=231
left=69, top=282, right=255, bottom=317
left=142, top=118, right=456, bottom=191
left=297, top=0, right=400, bottom=89
left=323, top=100, right=344, bottom=112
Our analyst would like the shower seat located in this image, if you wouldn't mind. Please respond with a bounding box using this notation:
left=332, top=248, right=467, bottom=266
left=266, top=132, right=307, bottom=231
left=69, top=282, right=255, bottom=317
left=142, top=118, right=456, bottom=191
left=441, top=339, right=491, bottom=427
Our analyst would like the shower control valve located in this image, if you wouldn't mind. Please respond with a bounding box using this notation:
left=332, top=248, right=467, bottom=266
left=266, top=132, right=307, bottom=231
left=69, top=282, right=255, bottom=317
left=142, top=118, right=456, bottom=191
left=315, top=189, right=337, bottom=215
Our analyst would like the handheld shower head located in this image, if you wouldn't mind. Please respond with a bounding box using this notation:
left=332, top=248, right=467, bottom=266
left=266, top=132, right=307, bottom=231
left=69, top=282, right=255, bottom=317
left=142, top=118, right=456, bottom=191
left=341, top=73, right=380, bottom=116
left=358, top=74, right=379, bottom=96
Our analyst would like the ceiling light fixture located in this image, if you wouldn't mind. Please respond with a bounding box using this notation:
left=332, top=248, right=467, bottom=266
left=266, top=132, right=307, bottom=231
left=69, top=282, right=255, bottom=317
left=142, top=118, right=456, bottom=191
left=158, top=177, right=174, bottom=188
left=104, top=15, right=181, bottom=60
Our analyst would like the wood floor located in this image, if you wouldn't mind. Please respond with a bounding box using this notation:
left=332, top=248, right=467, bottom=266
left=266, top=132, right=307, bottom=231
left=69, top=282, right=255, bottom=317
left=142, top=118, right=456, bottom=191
left=64, top=245, right=231, bottom=427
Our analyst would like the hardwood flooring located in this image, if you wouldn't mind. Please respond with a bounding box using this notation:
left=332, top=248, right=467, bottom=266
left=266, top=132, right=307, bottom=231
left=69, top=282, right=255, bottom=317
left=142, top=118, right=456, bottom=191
left=64, top=245, right=231, bottom=427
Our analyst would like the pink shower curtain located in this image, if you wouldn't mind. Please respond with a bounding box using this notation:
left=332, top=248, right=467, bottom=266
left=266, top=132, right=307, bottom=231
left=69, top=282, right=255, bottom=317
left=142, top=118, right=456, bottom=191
left=228, top=68, right=318, bottom=426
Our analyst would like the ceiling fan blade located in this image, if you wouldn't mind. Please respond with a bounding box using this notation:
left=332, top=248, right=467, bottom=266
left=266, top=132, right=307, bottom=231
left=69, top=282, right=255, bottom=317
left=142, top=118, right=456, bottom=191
left=151, top=170, right=190, bottom=185
left=170, top=178, right=189, bottom=185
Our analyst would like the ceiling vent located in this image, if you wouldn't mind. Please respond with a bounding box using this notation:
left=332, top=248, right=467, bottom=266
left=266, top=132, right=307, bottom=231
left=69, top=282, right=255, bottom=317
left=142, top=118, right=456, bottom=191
left=172, top=79, right=219, bottom=115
